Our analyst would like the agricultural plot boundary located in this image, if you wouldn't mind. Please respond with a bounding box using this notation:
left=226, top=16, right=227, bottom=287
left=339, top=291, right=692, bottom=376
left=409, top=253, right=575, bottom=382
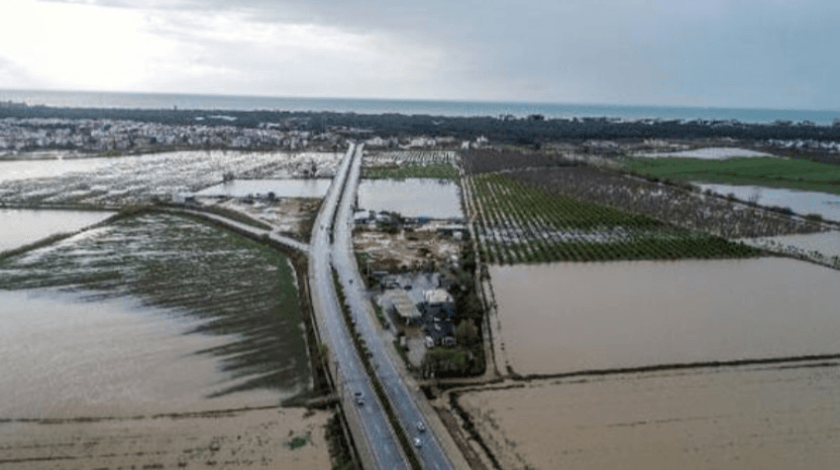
left=466, top=173, right=762, bottom=264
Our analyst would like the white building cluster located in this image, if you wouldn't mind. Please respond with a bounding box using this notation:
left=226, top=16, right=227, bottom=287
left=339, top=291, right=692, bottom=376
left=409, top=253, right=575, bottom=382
left=0, top=118, right=340, bottom=152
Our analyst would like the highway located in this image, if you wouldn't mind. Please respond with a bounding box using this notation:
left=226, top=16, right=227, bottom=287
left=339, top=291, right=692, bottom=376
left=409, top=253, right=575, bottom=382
left=307, top=143, right=410, bottom=470
left=330, top=144, right=459, bottom=470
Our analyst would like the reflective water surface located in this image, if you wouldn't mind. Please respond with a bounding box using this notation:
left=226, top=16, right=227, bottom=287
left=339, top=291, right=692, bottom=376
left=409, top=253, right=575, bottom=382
left=0, top=157, right=112, bottom=183
left=357, top=178, right=463, bottom=219
left=697, top=182, right=840, bottom=222
left=0, top=209, right=114, bottom=252
left=195, top=179, right=331, bottom=198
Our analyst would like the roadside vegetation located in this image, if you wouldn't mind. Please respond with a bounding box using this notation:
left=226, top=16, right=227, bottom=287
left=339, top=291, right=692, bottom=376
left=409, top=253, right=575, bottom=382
left=622, top=156, right=840, bottom=195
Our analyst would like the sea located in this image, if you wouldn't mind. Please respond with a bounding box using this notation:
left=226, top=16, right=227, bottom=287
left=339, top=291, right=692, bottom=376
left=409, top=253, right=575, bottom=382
left=1, top=89, right=839, bottom=125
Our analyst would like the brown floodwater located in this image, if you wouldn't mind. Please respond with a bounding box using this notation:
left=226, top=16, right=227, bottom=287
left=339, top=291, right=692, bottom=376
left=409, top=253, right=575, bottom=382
left=490, top=258, right=840, bottom=375
left=0, top=289, right=280, bottom=420
left=459, top=361, right=840, bottom=470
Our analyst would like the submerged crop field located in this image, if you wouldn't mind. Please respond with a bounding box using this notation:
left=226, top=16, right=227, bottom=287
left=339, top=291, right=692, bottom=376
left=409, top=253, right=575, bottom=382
left=0, top=150, right=341, bottom=206
left=622, top=156, right=840, bottom=194
left=467, top=173, right=760, bottom=264
left=0, top=212, right=312, bottom=401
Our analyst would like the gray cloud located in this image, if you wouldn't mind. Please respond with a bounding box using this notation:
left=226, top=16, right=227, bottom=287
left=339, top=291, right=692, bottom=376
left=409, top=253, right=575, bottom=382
left=30, top=0, right=840, bottom=108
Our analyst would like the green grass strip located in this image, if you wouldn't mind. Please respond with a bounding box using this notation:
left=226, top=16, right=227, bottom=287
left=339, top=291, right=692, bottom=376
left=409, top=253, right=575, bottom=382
left=622, top=156, right=840, bottom=195
left=363, top=164, right=460, bottom=180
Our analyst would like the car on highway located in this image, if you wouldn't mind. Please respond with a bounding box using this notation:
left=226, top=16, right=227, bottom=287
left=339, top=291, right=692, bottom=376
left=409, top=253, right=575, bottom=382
left=354, top=391, right=364, bottom=406
left=416, top=421, right=426, bottom=433
left=413, top=437, right=422, bottom=448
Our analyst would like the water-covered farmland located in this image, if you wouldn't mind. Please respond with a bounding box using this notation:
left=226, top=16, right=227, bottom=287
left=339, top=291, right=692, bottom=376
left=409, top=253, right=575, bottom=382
left=357, top=178, right=464, bottom=220
left=458, top=360, right=840, bottom=470
left=698, top=183, right=840, bottom=222
left=0, top=209, right=113, bottom=252
left=489, top=258, right=840, bottom=376
left=0, top=150, right=341, bottom=206
left=0, top=212, right=311, bottom=418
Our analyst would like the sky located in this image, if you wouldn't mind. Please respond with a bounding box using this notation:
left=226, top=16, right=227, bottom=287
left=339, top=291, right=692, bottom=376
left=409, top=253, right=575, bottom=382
left=0, top=0, right=838, bottom=110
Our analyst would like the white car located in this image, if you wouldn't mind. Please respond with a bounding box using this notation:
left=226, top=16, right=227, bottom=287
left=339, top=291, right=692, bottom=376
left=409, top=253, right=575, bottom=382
left=416, top=421, right=426, bottom=433
left=413, top=437, right=422, bottom=448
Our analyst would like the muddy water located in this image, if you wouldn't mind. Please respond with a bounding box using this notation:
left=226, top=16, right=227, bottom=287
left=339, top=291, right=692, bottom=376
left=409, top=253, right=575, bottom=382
left=0, top=209, right=114, bottom=252
left=697, top=182, right=840, bottom=222
left=460, top=361, right=840, bottom=470
left=0, top=213, right=311, bottom=419
left=357, top=178, right=463, bottom=219
left=490, top=258, right=840, bottom=375
left=0, top=290, right=279, bottom=419
left=195, top=179, right=331, bottom=198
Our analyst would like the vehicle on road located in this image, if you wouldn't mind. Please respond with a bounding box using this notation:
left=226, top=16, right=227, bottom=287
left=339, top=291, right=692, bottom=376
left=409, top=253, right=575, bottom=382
left=413, top=437, right=423, bottom=448
left=354, top=391, right=364, bottom=406
left=417, top=421, right=426, bottom=432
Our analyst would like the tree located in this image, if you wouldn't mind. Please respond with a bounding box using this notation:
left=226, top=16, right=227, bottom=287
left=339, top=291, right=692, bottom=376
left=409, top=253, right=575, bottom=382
left=455, top=319, right=479, bottom=346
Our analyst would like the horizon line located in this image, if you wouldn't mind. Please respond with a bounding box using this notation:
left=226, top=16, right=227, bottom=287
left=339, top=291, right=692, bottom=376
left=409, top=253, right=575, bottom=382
left=1, top=88, right=838, bottom=115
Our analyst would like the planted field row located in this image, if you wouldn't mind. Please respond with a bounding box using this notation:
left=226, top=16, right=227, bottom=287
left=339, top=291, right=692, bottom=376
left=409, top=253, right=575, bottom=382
left=0, top=213, right=312, bottom=398
left=363, top=163, right=460, bottom=180
left=367, top=150, right=460, bottom=166
left=507, top=166, right=824, bottom=238
left=467, top=173, right=761, bottom=264
left=363, top=150, right=460, bottom=176
left=462, top=148, right=572, bottom=175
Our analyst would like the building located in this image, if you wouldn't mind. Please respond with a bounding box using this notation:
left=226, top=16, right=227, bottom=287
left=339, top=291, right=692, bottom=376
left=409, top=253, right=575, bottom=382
left=423, top=289, right=455, bottom=321
left=382, top=289, right=423, bottom=329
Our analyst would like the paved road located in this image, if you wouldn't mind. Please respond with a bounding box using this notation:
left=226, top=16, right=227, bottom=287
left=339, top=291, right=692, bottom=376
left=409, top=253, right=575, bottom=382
left=331, top=144, right=458, bottom=470
left=307, top=143, right=410, bottom=470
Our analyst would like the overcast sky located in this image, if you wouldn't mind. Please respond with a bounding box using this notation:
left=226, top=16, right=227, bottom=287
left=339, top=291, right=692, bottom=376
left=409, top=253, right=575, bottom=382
left=0, top=0, right=838, bottom=110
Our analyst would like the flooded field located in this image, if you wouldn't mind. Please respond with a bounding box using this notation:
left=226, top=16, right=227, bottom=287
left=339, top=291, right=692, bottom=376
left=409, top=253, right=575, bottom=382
left=0, top=209, right=113, bottom=252
left=458, top=360, right=840, bottom=470
left=357, top=178, right=463, bottom=220
left=0, top=290, right=279, bottom=418
left=196, top=179, right=331, bottom=198
left=742, top=230, right=840, bottom=268
left=489, top=258, right=840, bottom=375
left=0, top=150, right=340, bottom=206
left=0, top=212, right=311, bottom=418
left=698, top=182, right=840, bottom=222
left=0, top=156, right=111, bottom=183
left=0, top=406, right=332, bottom=470
left=637, top=147, right=773, bottom=159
